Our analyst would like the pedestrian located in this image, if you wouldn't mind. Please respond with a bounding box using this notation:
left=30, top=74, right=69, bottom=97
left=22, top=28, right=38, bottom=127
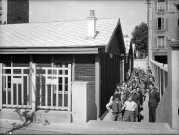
left=126, top=69, right=131, bottom=81
left=147, top=67, right=152, bottom=74
left=109, top=83, right=122, bottom=102
left=123, top=94, right=137, bottom=122
left=148, top=83, right=160, bottom=122
left=106, top=94, right=123, bottom=121
left=132, top=88, right=140, bottom=122
left=139, top=79, right=146, bottom=103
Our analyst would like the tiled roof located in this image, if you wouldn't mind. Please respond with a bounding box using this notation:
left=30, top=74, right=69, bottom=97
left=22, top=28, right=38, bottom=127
left=0, top=18, right=119, bottom=48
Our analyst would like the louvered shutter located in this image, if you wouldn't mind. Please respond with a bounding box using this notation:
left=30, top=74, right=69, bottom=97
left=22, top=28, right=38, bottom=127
left=156, top=18, right=159, bottom=31
left=155, top=1, right=158, bottom=12
left=165, top=17, right=168, bottom=31
left=164, top=36, right=168, bottom=48
left=156, top=36, right=159, bottom=48
left=161, top=17, right=165, bottom=31
left=165, top=0, right=168, bottom=12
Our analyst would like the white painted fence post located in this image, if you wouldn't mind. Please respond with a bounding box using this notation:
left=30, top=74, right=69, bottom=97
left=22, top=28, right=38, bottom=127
left=0, top=64, right=2, bottom=110
left=31, top=64, right=36, bottom=111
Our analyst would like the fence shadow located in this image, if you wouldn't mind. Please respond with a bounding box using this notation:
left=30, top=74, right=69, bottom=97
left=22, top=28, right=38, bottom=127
left=4, top=109, right=36, bottom=134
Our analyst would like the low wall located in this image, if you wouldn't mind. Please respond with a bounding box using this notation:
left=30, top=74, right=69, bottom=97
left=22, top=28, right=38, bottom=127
left=134, top=58, right=148, bottom=71
left=156, top=40, right=179, bottom=130
left=0, top=109, right=72, bottom=123
left=156, top=87, right=172, bottom=126
left=72, top=82, right=97, bottom=123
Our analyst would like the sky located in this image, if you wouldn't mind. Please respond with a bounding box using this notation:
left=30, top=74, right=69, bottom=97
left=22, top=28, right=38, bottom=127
left=29, top=0, right=147, bottom=36
left=66, top=0, right=148, bottom=36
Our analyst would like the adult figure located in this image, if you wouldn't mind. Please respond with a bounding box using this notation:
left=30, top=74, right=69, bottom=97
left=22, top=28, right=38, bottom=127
left=126, top=69, right=131, bottom=81
left=139, top=79, right=145, bottom=100
left=132, top=88, right=140, bottom=122
left=148, top=83, right=160, bottom=122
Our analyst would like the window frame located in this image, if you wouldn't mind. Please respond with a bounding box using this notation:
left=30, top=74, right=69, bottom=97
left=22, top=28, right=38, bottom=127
left=157, top=0, right=165, bottom=13
left=157, top=35, right=167, bottom=49
left=157, top=17, right=165, bottom=31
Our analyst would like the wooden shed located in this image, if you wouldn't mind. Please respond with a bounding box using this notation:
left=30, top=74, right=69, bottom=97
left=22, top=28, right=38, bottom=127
left=0, top=16, right=125, bottom=118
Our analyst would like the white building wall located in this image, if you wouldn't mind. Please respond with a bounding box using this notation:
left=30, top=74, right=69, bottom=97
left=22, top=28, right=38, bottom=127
left=1, top=0, right=7, bottom=24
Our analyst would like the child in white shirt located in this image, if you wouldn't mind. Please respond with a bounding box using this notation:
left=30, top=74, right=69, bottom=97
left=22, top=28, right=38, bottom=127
left=122, top=94, right=137, bottom=122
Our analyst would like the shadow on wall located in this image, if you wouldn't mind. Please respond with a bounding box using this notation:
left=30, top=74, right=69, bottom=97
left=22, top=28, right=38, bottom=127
left=87, top=83, right=97, bottom=121
left=156, top=86, right=172, bottom=125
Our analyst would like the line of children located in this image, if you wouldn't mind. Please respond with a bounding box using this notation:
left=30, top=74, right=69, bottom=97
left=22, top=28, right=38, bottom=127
left=106, top=67, right=155, bottom=122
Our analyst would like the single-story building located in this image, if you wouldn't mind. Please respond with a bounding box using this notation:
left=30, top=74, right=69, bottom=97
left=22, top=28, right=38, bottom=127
left=0, top=11, right=126, bottom=122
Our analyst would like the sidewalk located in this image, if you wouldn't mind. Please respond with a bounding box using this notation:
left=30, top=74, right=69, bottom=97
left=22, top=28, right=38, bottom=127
left=1, top=118, right=179, bottom=134
left=0, top=93, right=178, bottom=135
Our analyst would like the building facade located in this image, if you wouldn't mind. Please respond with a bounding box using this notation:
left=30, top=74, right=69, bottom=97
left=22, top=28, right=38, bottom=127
left=148, top=0, right=179, bottom=64
left=0, top=13, right=127, bottom=121
left=0, top=0, right=2, bottom=24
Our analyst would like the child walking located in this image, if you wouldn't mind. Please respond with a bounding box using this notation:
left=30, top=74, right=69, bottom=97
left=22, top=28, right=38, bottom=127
left=123, top=94, right=137, bottom=122
left=106, top=94, right=123, bottom=121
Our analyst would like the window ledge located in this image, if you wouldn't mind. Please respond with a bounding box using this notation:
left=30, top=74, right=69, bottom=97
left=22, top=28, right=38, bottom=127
left=158, top=45, right=165, bottom=49
left=157, top=30, right=166, bottom=33
left=157, top=11, right=165, bottom=14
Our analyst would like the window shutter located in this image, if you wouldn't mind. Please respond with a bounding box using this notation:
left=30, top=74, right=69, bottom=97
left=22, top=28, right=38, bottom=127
left=155, top=1, right=158, bottom=12
left=156, top=18, right=159, bottom=31
left=157, top=36, right=159, bottom=48
left=165, top=0, right=168, bottom=12
left=165, top=17, right=168, bottom=31
left=164, top=36, right=168, bottom=49
left=161, top=17, right=165, bottom=30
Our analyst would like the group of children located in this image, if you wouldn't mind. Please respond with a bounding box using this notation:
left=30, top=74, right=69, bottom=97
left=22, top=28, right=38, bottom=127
left=105, top=67, right=155, bottom=122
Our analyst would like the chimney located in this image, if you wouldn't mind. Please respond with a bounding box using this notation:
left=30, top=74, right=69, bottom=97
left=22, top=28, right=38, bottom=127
left=87, top=10, right=96, bottom=38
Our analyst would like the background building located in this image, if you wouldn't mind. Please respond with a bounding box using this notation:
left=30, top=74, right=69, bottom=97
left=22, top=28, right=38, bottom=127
left=148, top=0, right=179, bottom=64
left=0, top=0, right=2, bottom=24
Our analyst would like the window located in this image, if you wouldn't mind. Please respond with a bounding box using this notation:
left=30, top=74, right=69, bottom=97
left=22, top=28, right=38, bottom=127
left=158, top=0, right=165, bottom=12
left=158, top=17, right=165, bottom=31
left=157, top=36, right=165, bottom=48
left=155, top=0, right=168, bottom=12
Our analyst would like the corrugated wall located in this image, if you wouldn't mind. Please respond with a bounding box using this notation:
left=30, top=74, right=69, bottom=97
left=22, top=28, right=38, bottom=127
left=75, top=55, right=95, bottom=97
left=100, top=53, right=121, bottom=116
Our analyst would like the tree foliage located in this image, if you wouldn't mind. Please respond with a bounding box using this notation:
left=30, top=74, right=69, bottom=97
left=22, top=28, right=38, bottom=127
left=131, top=22, right=148, bottom=53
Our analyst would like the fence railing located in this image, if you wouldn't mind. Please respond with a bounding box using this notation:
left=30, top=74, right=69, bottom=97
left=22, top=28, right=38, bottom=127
left=1, top=66, right=31, bottom=108
left=0, top=63, right=72, bottom=111
left=36, top=65, right=71, bottom=111
left=150, top=59, right=168, bottom=98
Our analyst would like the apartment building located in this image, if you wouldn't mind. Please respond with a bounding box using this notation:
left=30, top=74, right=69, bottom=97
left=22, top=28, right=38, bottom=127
left=0, top=0, right=2, bottom=24
left=148, top=0, right=179, bottom=64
